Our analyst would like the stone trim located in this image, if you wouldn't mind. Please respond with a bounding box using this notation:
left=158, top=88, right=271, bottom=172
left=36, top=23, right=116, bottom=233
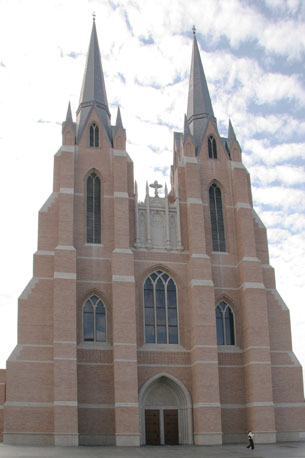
left=54, top=272, right=76, bottom=279
left=53, top=357, right=77, bottom=361
left=54, top=340, right=76, bottom=344
left=190, top=279, right=214, bottom=287
left=114, top=402, right=138, bottom=407
left=113, top=248, right=133, bottom=254
left=193, top=402, right=220, bottom=408
left=275, top=403, right=305, bottom=407
left=112, top=275, right=135, bottom=282
left=60, top=145, right=75, bottom=153
left=236, top=202, right=251, bottom=209
left=231, top=161, right=245, bottom=169
left=241, top=282, right=265, bottom=289
left=113, top=149, right=127, bottom=156
left=191, top=253, right=209, bottom=258
left=113, top=359, right=137, bottom=363
left=187, top=197, right=203, bottom=205
left=36, top=250, right=54, bottom=256
left=114, top=191, right=128, bottom=198
left=5, top=402, right=53, bottom=407
left=79, top=403, right=114, bottom=408
left=54, top=401, right=77, bottom=406
left=60, top=187, right=74, bottom=194
left=55, top=245, right=75, bottom=250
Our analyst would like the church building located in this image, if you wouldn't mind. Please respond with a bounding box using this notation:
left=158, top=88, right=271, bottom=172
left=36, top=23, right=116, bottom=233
left=0, top=19, right=304, bottom=447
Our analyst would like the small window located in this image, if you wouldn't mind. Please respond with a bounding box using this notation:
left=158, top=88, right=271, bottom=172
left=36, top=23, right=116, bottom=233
left=89, top=123, right=99, bottom=147
left=208, top=135, right=217, bottom=159
left=209, top=183, right=226, bottom=252
left=216, top=301, right=235, bottom=345
left=144, top=271, right=178, bottom=344
left=86, top=172, right=101, bottom=244
left=83, top=295, right=106, bottom=342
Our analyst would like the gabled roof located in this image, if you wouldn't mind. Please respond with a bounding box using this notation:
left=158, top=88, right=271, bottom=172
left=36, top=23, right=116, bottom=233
left=76, top=19, right=111, bottom=143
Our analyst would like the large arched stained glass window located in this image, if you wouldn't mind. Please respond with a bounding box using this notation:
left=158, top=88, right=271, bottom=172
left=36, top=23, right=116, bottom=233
left=209, top=183, right=226, bottom=252
left=144, top=271, right=178, bottom=344
left=89, top=123, right=99, bottom=147
left=83, top=295, right=106, bottom=342
left=216, top=301, right=235, bottom=345
left=86, top=172, right=101, bottom=244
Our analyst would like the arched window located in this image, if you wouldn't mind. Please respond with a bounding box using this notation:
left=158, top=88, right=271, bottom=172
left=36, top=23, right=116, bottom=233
left=144, top=270, right=178, bottom=344
left=86, top=172, right=101, bottom=244
left=209, top=183, right=226, bottom=252
left=89, top=123, right=99, bottom=147
left=83, top=295, right=106, bottom=342
left=216, top=301, right=235, bottom=345
left=208, top=135, right=217, bottom=159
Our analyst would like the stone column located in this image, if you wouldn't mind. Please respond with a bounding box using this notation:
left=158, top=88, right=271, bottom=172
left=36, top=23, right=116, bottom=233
left=53, top=145, right=79, bottom=446
left=182, top=151, right=222, bottom=445
left=112, top=149, right=139, bottom=446
left=232, top=162, right=276, bottom=443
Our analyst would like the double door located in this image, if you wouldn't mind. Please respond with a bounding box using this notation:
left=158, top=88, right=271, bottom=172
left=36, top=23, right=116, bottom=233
left=145, top=409, right=178, bottom=445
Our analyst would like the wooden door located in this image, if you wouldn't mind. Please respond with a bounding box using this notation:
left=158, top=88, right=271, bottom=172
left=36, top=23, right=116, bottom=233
left=164, top=409, right=179, bottom=445
left=145, top=409, right=160, bottom=445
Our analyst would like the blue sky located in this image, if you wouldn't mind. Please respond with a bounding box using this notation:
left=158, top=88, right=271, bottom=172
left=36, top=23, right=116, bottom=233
left=0, top=0, right=304, bottom=385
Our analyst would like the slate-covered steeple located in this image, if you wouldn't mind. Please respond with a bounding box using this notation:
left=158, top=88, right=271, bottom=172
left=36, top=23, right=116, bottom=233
left=76, top=18, right=111, bottom=143
left=186, top=28, right=216, bottom=151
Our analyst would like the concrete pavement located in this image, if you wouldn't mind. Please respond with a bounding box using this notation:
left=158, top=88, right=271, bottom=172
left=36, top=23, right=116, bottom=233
left=0, top=442, right=305, bottom=458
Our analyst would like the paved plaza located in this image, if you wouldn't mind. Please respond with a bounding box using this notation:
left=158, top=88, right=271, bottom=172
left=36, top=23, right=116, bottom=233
left=0, top=442, right=305, bottom=458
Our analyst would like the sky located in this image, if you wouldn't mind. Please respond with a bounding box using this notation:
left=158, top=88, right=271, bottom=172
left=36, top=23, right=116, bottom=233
left=0, top=0, right=304, bottom=387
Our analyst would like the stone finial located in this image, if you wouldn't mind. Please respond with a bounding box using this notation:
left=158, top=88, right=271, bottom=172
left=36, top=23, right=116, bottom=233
left=192, top=25, right=196, bottom=35
left=149, top=180, right=163, bottom=197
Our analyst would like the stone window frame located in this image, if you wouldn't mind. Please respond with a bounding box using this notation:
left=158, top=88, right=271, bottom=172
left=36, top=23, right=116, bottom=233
left=216, top=300, right=236, bottom=346
left=208, top=135, right=217, bottom=159
left=89, top=122, right=99, bottom=147
left=86, top=171, right=102, bottom=244
left=83, top=294, right=107, bottom=342
left=209, top=182, right=226, bottom=252
left=143, top=270, right=179, bottom=345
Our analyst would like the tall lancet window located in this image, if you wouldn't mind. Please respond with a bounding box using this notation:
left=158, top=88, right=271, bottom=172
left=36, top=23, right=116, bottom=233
left=208, top=135, right=217, bottom=158
left=216, top=301, right=235, bottom=345
left=83, top=295, right=106, bottom=342
left=209, top=183, right=226, bottom=252
left=89, top=123, right=99, bottom=147
left=86, top=172, right=101, bottom=244
left=144, top=270, right=178, bottom=344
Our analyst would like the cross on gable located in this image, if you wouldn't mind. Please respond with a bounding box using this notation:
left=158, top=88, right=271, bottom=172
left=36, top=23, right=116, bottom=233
left=149, top=180, right=163, bottom=197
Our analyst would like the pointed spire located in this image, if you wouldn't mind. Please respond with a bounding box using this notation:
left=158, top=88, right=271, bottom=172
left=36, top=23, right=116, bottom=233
left=227, top=119, right=236, bottom=149
left=66, top=102, right=73, bottom=123
left=116, top=106, right=123, bottom=128
left=113, top=106, right=126, bottom=139
left=62, top=101, right=75, bottom=134
left=76, top=18, right=111, bottom=143
left=186, top=28, right=216, bottom=150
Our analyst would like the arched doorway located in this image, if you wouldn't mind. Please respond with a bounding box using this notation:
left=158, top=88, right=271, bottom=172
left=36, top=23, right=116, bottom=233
left=139, top=373, right=193, bottom=445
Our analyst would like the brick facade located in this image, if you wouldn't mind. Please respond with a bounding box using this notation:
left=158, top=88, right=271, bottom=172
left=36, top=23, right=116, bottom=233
left=1, top=21, right=304, bottom=446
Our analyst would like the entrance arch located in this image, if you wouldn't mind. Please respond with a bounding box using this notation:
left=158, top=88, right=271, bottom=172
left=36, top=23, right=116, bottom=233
left=139, top=373, right=193, bottom=445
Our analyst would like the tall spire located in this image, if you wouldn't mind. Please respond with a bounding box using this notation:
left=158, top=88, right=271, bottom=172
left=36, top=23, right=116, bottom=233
left=76, top=18, right=111, bottom=143
left=186, top=27, right=216, bottom=150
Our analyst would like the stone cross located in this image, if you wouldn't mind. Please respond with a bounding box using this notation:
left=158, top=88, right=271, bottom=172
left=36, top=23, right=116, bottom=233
left=149, top=180, right=163, bottom=197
